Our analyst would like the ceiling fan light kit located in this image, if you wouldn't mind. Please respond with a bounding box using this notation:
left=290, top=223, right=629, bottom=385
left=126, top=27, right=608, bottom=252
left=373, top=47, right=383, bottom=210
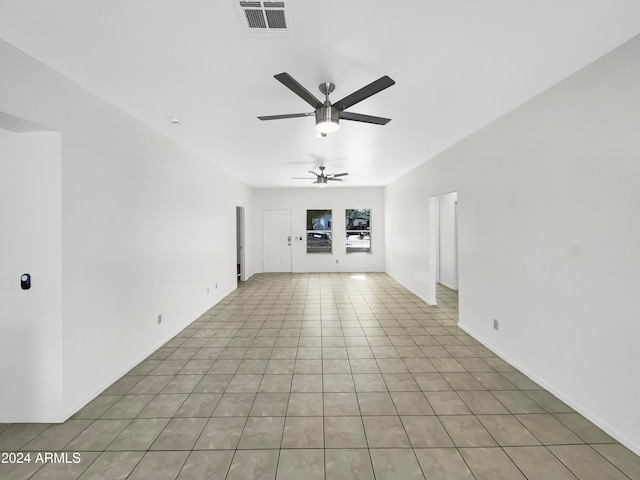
left=315, top=106, right=340, bottom=134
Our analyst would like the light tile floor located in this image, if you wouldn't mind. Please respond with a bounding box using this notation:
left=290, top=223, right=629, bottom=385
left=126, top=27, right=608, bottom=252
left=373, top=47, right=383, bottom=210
left=2, top=272, right=640, bottom=479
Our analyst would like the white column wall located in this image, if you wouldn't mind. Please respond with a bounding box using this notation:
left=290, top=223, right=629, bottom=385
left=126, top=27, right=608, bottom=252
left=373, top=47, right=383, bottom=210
left=0, top=129, right=63, bottom=421
left=0, top=39, right=253, bottom=420
left=385, top=36, right=640, bottom=453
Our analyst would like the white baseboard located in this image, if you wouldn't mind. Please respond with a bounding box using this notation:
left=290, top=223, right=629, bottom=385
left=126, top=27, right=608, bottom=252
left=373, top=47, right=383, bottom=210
left=458, top=322, right=640, bottom=457
left=438, top=280, right=458, bottom=291
left=0, top=413, right=68, bottom=423
left=59, top=289, right=235, bottom=423
left=385, top=271, right=435, bottom=305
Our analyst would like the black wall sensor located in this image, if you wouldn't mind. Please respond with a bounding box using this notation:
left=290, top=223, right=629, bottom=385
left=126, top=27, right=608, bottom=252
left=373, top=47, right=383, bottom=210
left=21, top=273, right=31, bottom=290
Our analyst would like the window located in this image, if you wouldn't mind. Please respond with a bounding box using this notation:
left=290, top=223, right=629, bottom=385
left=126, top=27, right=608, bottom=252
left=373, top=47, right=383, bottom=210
left=307, top=209, right=332, bottom=253
left=346, top=209, right=371, bottom=253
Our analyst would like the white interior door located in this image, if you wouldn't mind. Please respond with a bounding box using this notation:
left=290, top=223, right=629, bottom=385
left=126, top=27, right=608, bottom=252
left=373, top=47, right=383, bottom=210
left=263, top=209, right=292, bottom=272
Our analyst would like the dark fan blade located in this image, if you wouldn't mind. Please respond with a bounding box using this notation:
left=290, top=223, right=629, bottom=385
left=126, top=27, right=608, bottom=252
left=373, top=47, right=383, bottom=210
left=327, top=172, right=348, bottom=178
left=340, top=111, right=391, bottom=125
left=258, top=112, right=314, bottom=121
left=274, top=73, right=323, bottom=109
left=327, top=177, right=343, bottom=181
left=333, top=76, right=395, bottom=111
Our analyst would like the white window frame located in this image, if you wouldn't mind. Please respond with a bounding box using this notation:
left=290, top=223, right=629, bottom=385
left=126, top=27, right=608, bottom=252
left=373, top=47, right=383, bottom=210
left=306, top=209, right=333, bottom=254
left=345, top=208, right=371, bottom=254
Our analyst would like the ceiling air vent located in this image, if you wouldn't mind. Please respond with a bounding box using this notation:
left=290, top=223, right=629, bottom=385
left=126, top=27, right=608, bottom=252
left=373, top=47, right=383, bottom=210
left=236, top=1, right=292, bottom=38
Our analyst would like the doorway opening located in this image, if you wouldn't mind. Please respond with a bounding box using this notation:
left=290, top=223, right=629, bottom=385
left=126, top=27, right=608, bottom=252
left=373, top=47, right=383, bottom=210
left=429, top=192, right=458, bottom=305
left=236, top=206, right=245, bottom=283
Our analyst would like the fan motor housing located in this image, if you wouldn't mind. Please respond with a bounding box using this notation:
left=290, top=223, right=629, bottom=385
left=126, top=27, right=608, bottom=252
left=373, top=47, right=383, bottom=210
left=315, top=106, right=340, bottom=127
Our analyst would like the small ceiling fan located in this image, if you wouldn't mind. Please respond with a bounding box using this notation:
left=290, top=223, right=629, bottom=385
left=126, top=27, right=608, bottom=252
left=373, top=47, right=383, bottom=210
left=292, top=166, right=348, bottom=185
left=258, top=72, right=395, bottom=136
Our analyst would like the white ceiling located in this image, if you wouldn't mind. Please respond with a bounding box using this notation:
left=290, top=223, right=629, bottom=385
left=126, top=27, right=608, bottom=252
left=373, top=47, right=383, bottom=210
left=1, top=1, right=640, bottom=187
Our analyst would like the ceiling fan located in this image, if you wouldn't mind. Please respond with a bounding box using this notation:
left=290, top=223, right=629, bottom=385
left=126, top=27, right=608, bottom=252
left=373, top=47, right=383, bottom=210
left=258, top=72, right=395, bottom=136
left=292, top=166, right=348, bottom=185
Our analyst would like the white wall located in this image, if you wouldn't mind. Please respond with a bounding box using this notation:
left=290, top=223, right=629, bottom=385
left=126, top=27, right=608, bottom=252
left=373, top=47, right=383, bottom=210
left=253, top=187, right=385, bottom=273
left=0, top=39, right=253, bottom=421
left=438, top=192, right=458, bottom=290
left=0, top=129, right=63, bottom=421
left=386, top=36, right=640, bottom=453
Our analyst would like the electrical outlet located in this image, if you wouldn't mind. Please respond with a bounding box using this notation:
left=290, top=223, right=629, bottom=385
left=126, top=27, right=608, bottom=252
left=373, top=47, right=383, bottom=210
left=336, top=259, right=339, bottom=264
left=157, top=314, right=162, bottom=325
left=493, top=319, right=499, bottom=330
left=215, top=283, right=218, bottom=289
